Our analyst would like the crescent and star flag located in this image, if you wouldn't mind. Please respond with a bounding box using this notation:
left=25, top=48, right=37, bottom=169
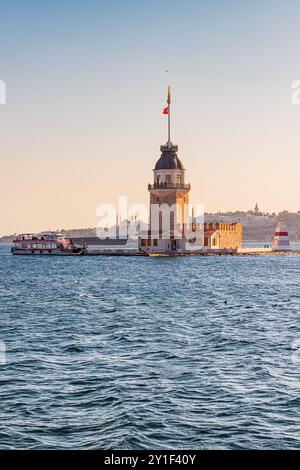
left=163, top=106, right=169, bottom=115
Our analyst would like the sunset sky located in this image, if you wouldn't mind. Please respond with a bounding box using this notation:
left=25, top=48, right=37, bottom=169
left=1, top=0, right=300, bottom=235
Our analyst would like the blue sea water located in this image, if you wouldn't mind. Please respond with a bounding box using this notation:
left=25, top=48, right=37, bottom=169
left=1, top=243, right=300, bottom=450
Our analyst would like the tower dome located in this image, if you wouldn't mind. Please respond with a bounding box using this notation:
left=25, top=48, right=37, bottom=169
left=154, top=144, right=184, bottom=170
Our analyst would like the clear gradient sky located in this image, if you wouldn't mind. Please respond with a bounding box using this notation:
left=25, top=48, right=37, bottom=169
left=1, top=0, right=300, bottom=235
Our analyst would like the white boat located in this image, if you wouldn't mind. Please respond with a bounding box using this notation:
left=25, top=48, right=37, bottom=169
left=11, top=233, right=84, bottom=256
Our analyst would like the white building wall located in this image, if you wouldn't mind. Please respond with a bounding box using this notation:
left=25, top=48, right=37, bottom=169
left=153, top=169, right=185, bottom=185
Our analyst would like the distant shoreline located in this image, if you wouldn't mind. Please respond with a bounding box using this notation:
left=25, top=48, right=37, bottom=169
left=2, top=210, right=300, bottom=244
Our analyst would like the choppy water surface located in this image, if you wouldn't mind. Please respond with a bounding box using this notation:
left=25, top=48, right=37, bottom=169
left=1, top=244, right=300, bottom=449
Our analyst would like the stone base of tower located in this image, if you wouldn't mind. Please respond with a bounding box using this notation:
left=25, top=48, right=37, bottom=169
left=139, top=236, right=203, bottom=254
left=139, top=222, right=242, bottom=254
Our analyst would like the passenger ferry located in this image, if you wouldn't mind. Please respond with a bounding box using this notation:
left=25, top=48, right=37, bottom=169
left=11, top=233, right=84, bottom=256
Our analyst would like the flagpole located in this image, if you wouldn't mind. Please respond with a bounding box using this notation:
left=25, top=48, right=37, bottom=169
left=167, top=85, right=171, bottom=145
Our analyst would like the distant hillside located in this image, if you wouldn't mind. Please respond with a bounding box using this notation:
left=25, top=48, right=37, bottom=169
left=206, top=211, right=300, bottom=241
left=2, top=211, right=300, bottom=243
left=0, top=229, right=96, bottom=244
left=0, top=235, right=15, bottom=244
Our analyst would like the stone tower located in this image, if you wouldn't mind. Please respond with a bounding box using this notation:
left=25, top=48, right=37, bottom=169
left=140, top=87, right=191, bottom=252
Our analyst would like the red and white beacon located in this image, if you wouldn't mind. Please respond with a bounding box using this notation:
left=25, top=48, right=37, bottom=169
left=272, top=221, right=291, bottom=251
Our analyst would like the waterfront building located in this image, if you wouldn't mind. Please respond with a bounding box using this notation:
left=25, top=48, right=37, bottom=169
left=204, top=223, right=242, bottom=250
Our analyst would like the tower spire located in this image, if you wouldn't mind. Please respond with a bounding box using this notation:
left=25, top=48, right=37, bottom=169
left=167, top=85, right=171, bottom=145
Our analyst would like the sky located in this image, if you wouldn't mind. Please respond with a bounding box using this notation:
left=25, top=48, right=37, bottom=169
left=1, top=0, right=300, bottom=235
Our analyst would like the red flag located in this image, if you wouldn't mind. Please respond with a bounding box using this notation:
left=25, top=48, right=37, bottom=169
left=163, top=106, right=169, bottom=115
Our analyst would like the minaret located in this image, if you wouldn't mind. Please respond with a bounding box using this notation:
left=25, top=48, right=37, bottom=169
left=145, top=87, right=191, bottom=252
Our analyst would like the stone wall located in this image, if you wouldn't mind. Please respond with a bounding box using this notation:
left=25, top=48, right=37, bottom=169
left=212, top=223, right=243, bottom=249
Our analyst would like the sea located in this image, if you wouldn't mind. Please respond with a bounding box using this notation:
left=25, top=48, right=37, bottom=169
left=1, top=243, right=300, bottom=450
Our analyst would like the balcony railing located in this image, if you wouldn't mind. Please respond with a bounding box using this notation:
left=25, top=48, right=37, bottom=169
left=148, top=183, right=191, bottom=190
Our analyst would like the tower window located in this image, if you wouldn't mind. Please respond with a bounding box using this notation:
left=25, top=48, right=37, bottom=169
left=166, top=175, right=171, bottom=184
left=176, top=175, right=182, bottom=184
